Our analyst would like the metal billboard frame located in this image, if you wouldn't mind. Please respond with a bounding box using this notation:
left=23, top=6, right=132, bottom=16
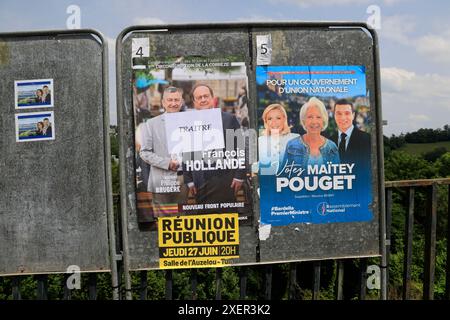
left=116, top=22, right=386, bottom=300
left=0, top=29, right=119, bottom=299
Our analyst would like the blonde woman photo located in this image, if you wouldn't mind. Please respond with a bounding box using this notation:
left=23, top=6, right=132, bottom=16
left=256, top=103, right=299, bottom=175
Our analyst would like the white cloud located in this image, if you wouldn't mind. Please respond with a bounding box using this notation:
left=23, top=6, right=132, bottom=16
left=380, top=67, right=415, bottom=92
left=237, top=15, right=277, bottom=22
left=380, top=15, right=416, bottom=45
left=267, top=0, right=405, bottom=7
left=415, top=33, right=450, bottom=64
left=382, top=0, right=409, bottom=5
left=408, top=114, right=430, bottom=122
left=380, top=67, right=450, bottom=135
left=381, top=16, right=450, bottom=66
left=268, top=0, right=370, bottom=7
left=133, top=17, right=165, bottom=25
left=382, top=68, right=450, bottom=99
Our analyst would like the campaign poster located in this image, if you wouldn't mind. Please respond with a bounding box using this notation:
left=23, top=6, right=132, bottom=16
left=255, top=65, right=373, bottom=226
left=15, top=79, right=54, bottom=109
left=158, top=213, right=239, bottom=269
left=15, top=111, right=55, bottom=142
left=132, top=55, right=252, bottom=227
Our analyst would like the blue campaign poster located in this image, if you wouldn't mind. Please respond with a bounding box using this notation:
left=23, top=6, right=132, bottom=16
left=255, top=66, right=373, bottom=226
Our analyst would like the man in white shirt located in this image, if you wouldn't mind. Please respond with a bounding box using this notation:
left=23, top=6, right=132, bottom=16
left=140, top=86, right=188, bottom=216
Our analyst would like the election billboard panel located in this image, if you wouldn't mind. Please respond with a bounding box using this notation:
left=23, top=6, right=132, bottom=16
left=0, top=31, right=112, bottom=275
left=118, top=25, right=382, bottom=271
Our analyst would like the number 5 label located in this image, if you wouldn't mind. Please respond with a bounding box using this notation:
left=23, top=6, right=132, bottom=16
left=132, top=38, right=149, bottom=58
left=256, top=34, right=272, bottom=65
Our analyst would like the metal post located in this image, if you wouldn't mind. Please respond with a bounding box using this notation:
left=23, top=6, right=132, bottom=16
left=359, top=258, right=367, bottom=300
left=215, top=268, right=222, bottom=300
left=312, top=261, right=321, bottom=300
left=62, top=274, right=71, bottom=300
left=288, top=263, right=297, bottom=300
left=12, top=277, right=21, bottom=300
left=140, top=271, right=147, bottom=300
left=116, top=29, right=132, bottom=301
left=335, top=260, right=344, bottom=300
left=190, top=269, right=198, bottom=300
left=165, top=270, right=173, bottom=300
left=265, top=265, right=272, bottom=300
left=370, top=27, right=387, bottom=301
left=117, top=260, right=124, bottom=300
left=99, top=32, right=120, bottom=301
left=423, top=184, right=437, bottom=300
left=36, top=275, right=48, bottom=300
left=239, top=267, right=247, bottom=300
left=383, top=188, right=393, bottom=299
left=403, top=187, right=414, bottom=300
left=88, top=273, right=97, bottom=300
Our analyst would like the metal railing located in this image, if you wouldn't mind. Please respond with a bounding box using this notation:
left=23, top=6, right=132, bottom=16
left=385, top=178, right=450, bottom=300
left=1, top=178, right=449, bottom=300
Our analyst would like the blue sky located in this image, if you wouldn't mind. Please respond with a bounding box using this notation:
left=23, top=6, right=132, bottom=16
left=1, top=0, right=449, bottom=135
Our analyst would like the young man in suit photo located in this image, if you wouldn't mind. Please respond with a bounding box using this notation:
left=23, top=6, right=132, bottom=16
left=331, top=98, right=371, bottom=172
left=330, top=98, right=372, bottom=296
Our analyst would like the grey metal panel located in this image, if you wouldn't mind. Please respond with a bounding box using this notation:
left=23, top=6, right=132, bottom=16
left=117, top=23, right=382, bottom=272
left=251, top=26, right=381, bottom=262
left=0, top=32, right=110, bottom=275
left=118, top=27, right=258, bottom=270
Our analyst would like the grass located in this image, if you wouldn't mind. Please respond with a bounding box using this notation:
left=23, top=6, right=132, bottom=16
left=399, top=141, right=450, bottom=155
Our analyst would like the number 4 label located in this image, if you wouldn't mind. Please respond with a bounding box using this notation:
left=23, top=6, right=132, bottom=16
left=256, top=34, right=272, bottom=65
left=132, top=38, right=149, bottom=58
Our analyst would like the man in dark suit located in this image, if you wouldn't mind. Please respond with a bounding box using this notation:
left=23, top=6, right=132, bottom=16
left=183, top=84, right=246, bottom=204
left=331, top=99, right=372, bottom=292
left=43, top=85, right=51, bottom=104
left=43, top=117, right=52, bottom=137
left=331, top=99, right=370, bottom=171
